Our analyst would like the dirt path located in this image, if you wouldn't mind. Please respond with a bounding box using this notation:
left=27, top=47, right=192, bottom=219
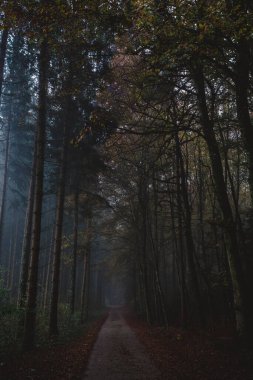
left=83, top=308, right=161, bottom=380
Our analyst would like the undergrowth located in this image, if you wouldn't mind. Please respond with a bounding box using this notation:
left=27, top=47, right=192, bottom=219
left=0, top=295, right=106, bottom=360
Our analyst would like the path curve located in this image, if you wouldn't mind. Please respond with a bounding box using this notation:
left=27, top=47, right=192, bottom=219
left=83, top=308, right=161, bottom=380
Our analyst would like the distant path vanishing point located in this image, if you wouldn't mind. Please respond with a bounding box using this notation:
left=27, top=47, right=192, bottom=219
left=83, top=307, right=161, bottom=380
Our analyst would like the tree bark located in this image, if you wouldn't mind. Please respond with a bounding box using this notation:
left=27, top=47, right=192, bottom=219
left=174, top=129, right=205, bottom=327
left=0, top=109, right=11, bottom=260
left=148, top=173, right=168, bottom=326
left=0, top=29, right=8, bottom=101
left=70, top=191, right=79, bottom=314
left=18, top=144, right=36, bottom=309
left=43, top=222, right=55, bottom=310
left=49, top=123, right=68, bottom=336
left=172, top=162, right=188, bottom=327
left=192, top=65, right=247, bottom=338
left=138, top=172, right=152, bottom=323
left=23, top=38, right=48, bottom=350
left=10, top=218, right=19, bottom=298
left=80, top=212, right=92, bottom=323
left=234, top=37, right=253, bottom=205
left=224, top=1, right=253, bottom=205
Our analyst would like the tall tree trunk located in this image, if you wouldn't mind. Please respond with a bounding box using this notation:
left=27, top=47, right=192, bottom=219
left=49, top=124, right=68, bottom=336
left=0, top=108, right=11, bottom=260
left=7, top=227, right=14, bottom=289
left=43, top=224, right=54, bottom=311
left=195, top=143, right=216, bottom=324
left=70, top=191, right=79, bottom=315
left=80, top=253, right=87, bottom=324
left=23, top=38, right=48, bottom=350
left=40, top=208, right=51, bottom=308
left=192, top=65, right=247, bottom=338
left=138, top=173, right=152, bottom=323
left=174, top=129, right=205, bottom=327
left=18, top=145, right=36, bottom=309
left=224, top=0, right=253, bottom=204
left=0, top=29, right=8, bottom=101
left=10, top=218, right=19, bottom=298
left=148, top=173, right=168, bottom=326
left=80, top=212, right=92, bottom=323
left=170, top=172, right=187, bottom=327
left=234, top=37, right=253, bottom=205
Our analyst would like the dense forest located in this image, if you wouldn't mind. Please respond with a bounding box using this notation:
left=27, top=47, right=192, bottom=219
left=0, top=1, right=253, bottom=379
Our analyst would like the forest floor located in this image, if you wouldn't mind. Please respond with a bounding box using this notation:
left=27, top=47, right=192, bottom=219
left=1, top=308, right=253, bottom=380
left=0, top=315, right=107, bottom=380
left=126, top=312, right=253, bottom=380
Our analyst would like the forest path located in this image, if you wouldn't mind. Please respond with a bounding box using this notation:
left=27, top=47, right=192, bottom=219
left=83, top=307, right=161, bottom=380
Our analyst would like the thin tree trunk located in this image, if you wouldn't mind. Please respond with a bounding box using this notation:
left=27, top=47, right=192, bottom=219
left=148, top=175, right=168, bottom=326
left=84, top=214, right=92, bottom=322
left=0, top=29, right=8, bottom=101
left=40, top=208, right=51, bottom=308
left=174, top=129, right=205, bottom=326
left=70, top=191, right=79, bottom=314
left=228, top=19, right=253, bottom=204
left=43, top=224, right=55, bottom=311
left=138, top=168, right=152, bottom=323
left=18, top=145, right=36, bottom=309
left=80, top=213, right=92, bottom=323
left=192, top=65, right=247, bottom=338
left=7, top=230, right=14, bottom=289
left=170, top=180, right=187, bottom=327
left=225, top=0, right=253, bottom=220
left=10, top=218, right=19, bottom=299
left=49, top=124, right=68, bottom=336
left=23, top=38, right=48, bottom=350
left=0, top=109, right=11, bottom=259
left=80, top=254, right=87, bottom=324
left=217, top=124, right=247, bottom=256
